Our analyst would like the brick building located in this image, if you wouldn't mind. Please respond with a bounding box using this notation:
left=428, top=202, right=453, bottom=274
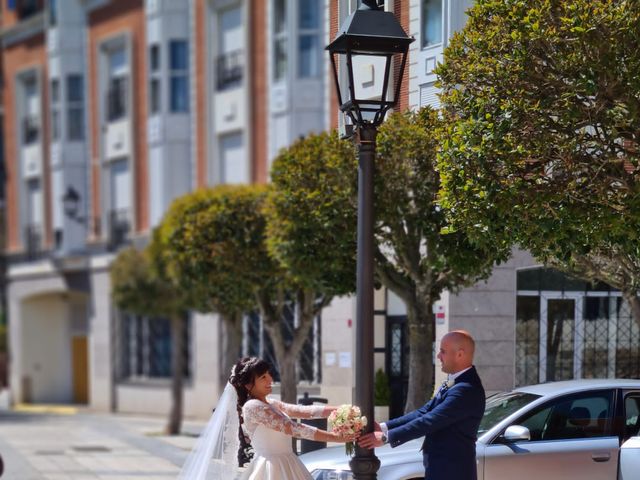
left=2, top=0, right=638, bottom=419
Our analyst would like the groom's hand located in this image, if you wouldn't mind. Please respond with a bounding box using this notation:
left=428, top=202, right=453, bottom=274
left=358, top=431, right=384, bottom=449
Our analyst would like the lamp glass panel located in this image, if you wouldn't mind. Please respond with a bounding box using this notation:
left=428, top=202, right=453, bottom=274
left=350, top=54, right=388, bottom=103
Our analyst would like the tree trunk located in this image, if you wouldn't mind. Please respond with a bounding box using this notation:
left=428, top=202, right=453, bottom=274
left=166, top=315, right=185, bottom=435
left=278, top=353, right=298, bottom=404
left=623, top=290, right=640, bottom=329
left=257, top=289, right=322, bottom=405
left=220, top=312, right=243, bottom=389
left=403, top=293, right=435, bottom=413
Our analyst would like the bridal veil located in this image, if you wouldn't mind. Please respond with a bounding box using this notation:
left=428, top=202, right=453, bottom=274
left=177, top=382, right=242, bottom=479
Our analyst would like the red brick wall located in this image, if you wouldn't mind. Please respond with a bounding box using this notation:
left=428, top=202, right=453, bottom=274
left=251, top=0, right=268, bottom=184
left=329, top=0, right=339, bottom=131
left=194, top=0, right=207, bottom=188
left=88, top=0, right=148, bottom=235
left=2, top=34, right=48, bottom=252
left=394, top=0, right=410, bottom=112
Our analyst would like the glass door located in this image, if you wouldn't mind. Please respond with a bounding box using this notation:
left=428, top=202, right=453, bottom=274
left=540, top=295, right=582, bottom=382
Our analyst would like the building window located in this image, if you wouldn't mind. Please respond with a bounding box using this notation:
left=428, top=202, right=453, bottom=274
left=273, top=0, right=287, bottom=81
left=120, top=314, right=191, bottom=380
left=298, top=0, right=320, bottom=78
left=216, top=7, right=244, bottom=91
left=25, top=178, right=43, bottom=259
left=48, top=0, right=57, bottom=26
left=50, top=79, right=60, bottom=141
left=516, top=267, right=640, bottom=387
left=149, top=44, right=161, bottom=114
left=67, top=75, right=84, bottom=140
left=106, top=47, right=128, bottom=122
left=422, top=0, right=443, bottom=48
left=108, top=158, right=131, bottom=250
left=22, top=77, right=39, bottom=145
left=16, top=0, right=40, bottom=19
left=169, top=40, right=189, bottom=113
left=107, top=77, right=127, bottom=121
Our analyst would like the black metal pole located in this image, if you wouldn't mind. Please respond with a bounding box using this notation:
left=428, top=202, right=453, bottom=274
left=349, top=124, right=380, bottom=480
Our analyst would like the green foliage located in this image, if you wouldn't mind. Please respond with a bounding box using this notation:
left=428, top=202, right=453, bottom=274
left=157, top=184, right=277, bottom=316
left=374, top=368, right=391, bottom=406
left=266, top=131, right=358, bottom=296
left=376, top=108, right=503, bottom=291
left=437, top=0, right=640, bottom=267
left=110, top=229, right=188, bottom=318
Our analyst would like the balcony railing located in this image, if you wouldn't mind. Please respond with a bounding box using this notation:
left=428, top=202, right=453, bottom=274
left=22, top=116, right=40, bottom=145
left=108, top=209, right=130, bottom=251
left=216, top=50, right=244, bottom=91
left=24, top=223, right=43, bottom=260
left=106, top=77, right=128, bottom=122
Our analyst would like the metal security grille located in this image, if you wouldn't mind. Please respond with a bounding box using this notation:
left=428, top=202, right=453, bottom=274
left=244, top=304, right=321, bottom=384
left=117, top=313, right=191, bottom=380
left=515, top=296, right=540, bottom=387
left=615, top=298, right=640, bottom=378
left=516, top=271, right=640, bottom=387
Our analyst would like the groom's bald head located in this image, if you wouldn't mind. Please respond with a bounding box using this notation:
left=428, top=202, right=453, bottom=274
left=438, top=330, right=475, bottom=373
left=445, top=330, right=475, bottom=359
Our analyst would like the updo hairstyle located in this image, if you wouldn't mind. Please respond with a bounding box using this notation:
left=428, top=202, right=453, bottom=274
left=228, top=357, right=272, bottom=467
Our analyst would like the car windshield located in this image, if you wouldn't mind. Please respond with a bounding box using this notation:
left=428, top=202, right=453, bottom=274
left=478, top=391, right=541, bottom=434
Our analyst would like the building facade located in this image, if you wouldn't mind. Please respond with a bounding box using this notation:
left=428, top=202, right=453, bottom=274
left=2, top=0, right=332, bottom=417
left=2, top=0, right=638, bottom=420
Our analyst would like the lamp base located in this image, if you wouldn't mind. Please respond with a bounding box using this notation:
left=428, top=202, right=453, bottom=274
left=349, top=452, right=381, bottom=480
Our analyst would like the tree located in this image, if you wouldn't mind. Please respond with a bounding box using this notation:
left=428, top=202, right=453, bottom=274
left=268, top=121, right=499, bottom=412
left=437, top=0, right=640, bottom=324
left=157, top=186, right=265, bottom=389
left=110, top=231, right=190, bottom=434
left=266, top=132, right=358, bottom=403
left=159, top=185, right=329, bottom=404
left=375, top=108, right=499, bottom=411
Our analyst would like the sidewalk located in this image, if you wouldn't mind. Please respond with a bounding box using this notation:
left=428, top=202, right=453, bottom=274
left=0, top=407, right=207, bottom=479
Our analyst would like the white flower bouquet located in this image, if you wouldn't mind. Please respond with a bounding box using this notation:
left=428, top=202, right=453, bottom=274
left=328, top=404, right=368, bottom=456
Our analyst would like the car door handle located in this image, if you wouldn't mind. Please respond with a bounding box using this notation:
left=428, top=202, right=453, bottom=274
left=591, top=453, right=610, bottom=463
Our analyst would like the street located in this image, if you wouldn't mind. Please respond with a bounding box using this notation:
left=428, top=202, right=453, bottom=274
left=0, top=407, right=203, bottom=479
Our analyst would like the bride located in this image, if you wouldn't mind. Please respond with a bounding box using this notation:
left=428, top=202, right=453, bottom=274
left=178, top=357, right=358, bottom=479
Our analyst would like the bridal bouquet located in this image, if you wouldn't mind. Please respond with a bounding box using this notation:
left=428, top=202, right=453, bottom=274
left=328, top=404, right=368, bottom=456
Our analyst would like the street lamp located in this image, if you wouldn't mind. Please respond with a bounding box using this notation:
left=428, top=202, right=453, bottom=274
left=327, top=2, right=413, bottom=480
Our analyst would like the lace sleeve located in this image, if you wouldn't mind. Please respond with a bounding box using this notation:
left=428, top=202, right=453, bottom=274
left=270, top=399, right=325, bottom=419
left=243, top=400, right=318, bottom=440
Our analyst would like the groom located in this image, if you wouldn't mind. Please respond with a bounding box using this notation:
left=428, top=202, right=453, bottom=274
left=358, top=330, right=485, bottom=480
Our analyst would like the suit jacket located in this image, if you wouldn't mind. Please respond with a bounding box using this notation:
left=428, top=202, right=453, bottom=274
left=386, top=366, right=485, bottom=480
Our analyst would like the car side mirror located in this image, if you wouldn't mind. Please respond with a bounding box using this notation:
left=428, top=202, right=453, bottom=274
left=502, top=425, right=531, bottom=442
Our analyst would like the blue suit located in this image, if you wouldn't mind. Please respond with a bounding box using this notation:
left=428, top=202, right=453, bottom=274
left=385, top=366, right=485, bottom=480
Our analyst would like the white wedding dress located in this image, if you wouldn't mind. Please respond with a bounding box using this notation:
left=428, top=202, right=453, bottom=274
left=240, top=398, right=325, bottom=480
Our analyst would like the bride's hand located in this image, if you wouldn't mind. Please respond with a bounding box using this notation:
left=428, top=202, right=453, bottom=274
left=336, top=432, right=359, bottom=443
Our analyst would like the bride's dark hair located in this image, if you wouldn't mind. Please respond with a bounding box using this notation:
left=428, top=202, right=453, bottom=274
left=228, top=357, right=272, bottom=467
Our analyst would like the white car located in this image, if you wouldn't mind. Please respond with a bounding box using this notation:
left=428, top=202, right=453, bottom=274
left=301, top=379, right=640, bottom=480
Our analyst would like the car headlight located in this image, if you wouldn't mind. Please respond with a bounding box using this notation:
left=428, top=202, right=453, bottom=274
left=311, top=469, right=354, bottom=480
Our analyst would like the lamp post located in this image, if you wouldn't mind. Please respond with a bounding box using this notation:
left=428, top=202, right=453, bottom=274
left=327, top=3, right=413, bottom=479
